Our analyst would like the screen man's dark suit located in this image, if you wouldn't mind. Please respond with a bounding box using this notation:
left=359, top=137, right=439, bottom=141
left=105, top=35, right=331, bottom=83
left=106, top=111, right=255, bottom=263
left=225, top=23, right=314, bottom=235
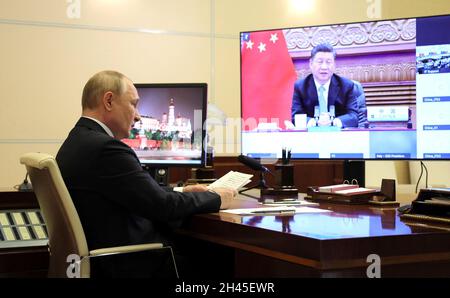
left=291, top=74, right=358, bottom=128
left=56, top=117, right=220, bottom=276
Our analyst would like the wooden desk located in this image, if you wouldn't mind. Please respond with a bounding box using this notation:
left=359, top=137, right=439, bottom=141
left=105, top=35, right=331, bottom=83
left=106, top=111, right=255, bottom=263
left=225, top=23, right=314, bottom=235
left=0, top=189, right=48, bottom=277
left=176, top=192, right=450, bottom=278
left=1, top=189, right=449, bottom=278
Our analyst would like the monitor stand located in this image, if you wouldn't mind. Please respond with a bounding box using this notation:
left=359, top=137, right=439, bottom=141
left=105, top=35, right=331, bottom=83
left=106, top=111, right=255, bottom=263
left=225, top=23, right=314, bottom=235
left=143, top=165, right=169, bottom=186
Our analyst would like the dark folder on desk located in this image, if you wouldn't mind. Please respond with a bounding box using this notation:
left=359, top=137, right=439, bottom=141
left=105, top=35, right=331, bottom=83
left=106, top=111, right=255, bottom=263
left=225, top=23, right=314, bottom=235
left=307, top=186, right=379, bottom=204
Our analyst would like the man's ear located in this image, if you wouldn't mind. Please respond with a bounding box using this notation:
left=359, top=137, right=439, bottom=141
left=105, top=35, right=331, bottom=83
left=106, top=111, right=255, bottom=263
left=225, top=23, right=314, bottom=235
left=102, top=91, right=114, bottom=111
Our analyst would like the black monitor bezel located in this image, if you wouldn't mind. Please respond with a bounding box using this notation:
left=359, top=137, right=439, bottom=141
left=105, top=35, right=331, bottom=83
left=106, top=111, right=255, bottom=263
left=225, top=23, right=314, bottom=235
left=239, top=13, right=450, bottom=161
left=133, top=82, right=208, bottom=167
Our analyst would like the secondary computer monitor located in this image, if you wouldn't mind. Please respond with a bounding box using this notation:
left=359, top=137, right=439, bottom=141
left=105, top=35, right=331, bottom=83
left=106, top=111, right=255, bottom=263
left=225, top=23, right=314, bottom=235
left=240, top=14, right=450, bottom=160
left=122, top=83, right=208, bottom=167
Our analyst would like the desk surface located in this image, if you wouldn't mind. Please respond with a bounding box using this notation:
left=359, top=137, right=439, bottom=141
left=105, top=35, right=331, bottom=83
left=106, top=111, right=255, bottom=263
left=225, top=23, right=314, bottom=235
left=206, top=193, right=448, bottom=239
left=0, top=189, right=448, bottom=277
left=179, top=191, right=450, bottom=277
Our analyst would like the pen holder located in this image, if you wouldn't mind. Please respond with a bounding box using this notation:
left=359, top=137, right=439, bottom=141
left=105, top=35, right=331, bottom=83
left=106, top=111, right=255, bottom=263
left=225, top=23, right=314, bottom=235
left=275, top=163, right=295, bottom=188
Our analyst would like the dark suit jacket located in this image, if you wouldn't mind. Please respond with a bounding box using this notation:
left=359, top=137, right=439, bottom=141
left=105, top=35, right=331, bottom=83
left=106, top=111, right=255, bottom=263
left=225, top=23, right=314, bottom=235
left=291, top=74, right=358, bottom=128
left=56, top=118, right=220, bottom=266
left=352, top=80, right=367, bottom=127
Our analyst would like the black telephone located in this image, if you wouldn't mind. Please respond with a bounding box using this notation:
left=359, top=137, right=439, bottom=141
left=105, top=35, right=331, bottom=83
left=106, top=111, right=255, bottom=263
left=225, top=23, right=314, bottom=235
left=399, top=188, right=450, bottom=223
left=397, top=204, right=412, bottom=214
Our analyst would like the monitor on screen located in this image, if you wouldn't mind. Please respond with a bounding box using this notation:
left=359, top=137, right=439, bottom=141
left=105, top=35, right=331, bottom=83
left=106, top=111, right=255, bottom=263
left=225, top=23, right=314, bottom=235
left=122, top=83, right=208, bottom=167
left=240, top=14, right=450, bottom=160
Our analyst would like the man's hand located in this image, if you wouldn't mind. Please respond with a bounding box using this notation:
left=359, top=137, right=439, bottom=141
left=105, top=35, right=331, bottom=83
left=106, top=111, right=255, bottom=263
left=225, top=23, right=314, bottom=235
left=332, top=118, right=343, bottom=128
left=317, top=113, right=332, bottom=126
left=182, top=185, right=237, bottom=209
left=210, top=187, right=237, bottom=210
left=307, top=118, right=317, bottom=127
left=183, top=184, right=208, bottom=192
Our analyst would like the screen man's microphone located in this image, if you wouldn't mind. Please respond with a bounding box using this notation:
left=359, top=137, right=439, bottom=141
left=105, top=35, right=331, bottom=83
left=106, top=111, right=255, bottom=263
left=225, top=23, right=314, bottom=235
left=314, top=106, right=319, bottom=126
left=238, top=154, right=270, bottom=173
left=330, top=105, right=336, bottom=126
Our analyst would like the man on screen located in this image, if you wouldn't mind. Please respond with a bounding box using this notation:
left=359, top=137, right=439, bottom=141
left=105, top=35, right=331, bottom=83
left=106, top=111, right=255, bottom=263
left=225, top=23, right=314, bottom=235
left=291, top=43, right=358, bottom=128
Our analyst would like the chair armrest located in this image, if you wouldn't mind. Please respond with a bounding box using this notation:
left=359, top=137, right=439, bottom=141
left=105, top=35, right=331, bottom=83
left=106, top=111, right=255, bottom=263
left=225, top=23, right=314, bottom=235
left=89, top=243, right=164, bottom=257
left=85, top=242, right=178, bottom=278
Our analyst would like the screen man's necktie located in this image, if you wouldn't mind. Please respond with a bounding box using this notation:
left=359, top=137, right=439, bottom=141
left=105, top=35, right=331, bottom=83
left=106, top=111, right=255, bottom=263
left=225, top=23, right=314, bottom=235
left=318, top=85, right=327, bottom=114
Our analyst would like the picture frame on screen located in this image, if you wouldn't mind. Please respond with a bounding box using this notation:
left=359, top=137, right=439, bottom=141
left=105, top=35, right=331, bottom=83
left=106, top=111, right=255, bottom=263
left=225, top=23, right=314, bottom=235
left=240, top=14, right=450, bottom=160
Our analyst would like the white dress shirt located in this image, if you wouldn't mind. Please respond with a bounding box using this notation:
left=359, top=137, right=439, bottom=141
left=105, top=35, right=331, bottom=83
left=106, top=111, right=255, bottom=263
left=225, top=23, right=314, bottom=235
left=82, top=116, right=114, bottom=138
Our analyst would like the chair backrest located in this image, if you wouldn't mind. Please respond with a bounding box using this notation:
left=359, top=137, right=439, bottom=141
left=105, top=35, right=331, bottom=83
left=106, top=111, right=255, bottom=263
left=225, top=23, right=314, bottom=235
left=353, top=80, right=367, bottom=127
left=20, top=152, right=90, bottom=277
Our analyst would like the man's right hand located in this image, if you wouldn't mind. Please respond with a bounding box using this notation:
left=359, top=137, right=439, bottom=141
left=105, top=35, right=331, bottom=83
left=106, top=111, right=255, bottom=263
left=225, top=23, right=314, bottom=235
left=209, top=187, right=237, bottom=210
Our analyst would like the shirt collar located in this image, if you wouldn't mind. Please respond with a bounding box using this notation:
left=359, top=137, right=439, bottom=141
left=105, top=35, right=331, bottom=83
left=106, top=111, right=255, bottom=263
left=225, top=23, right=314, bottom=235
left=82, top=116, right=114, bottom=138
left=313, top=78, right=331, bottom=93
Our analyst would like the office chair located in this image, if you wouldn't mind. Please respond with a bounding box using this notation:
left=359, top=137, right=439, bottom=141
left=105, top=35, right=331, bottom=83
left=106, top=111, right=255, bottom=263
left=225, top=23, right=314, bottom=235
left=353, top=80, right=368, bottom=127
left=20, top=152, right=178, bottom=278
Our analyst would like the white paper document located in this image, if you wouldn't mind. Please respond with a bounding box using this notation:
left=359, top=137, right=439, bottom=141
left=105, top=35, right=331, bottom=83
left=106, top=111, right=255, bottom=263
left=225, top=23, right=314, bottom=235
left=221, top=206, right=331, bottom=216
left=334, top=187, right=378, bottom=195
left=261, top=200, right=319, bottom=207
left=208, top=171, right=253, bottom=190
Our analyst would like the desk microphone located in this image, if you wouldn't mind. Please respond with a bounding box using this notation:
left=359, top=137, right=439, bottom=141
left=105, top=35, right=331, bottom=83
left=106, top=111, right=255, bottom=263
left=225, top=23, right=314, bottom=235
left=237, top=155, right=272, bottom=196
left=329, top=105, right=335, bottom=126
left=314, top=106, right=319, bottom=126
left=238, top=155, right=270, bottom=173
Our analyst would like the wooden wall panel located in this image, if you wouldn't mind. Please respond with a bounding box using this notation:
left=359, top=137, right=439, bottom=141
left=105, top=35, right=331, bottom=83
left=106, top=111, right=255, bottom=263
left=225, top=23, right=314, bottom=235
left=169, top=157, right=344, bottom=192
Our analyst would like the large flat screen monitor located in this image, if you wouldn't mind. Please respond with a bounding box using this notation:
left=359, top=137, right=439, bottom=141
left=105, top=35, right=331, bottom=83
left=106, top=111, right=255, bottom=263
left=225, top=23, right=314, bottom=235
left=240, top=14, right=450, bottom=160
left=122, top=83, right=208, bottom=167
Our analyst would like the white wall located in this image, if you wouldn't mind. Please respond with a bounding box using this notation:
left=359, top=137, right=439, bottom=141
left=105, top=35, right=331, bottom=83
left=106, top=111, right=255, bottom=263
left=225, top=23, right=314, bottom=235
left=0, top=0, right=212, bottom=188
left=1, top=0, right=450, bottom=188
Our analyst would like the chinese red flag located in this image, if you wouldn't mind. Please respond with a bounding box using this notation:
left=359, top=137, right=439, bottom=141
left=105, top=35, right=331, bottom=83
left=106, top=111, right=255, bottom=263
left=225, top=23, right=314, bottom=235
left=241, top=30, right=297, bottom=131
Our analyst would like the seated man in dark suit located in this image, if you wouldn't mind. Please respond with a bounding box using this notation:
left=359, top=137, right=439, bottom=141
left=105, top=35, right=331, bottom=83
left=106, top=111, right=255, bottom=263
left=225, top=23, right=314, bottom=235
left=56, top=70, right=236, bottom=277
left=291, top=43, right=358, bottom=128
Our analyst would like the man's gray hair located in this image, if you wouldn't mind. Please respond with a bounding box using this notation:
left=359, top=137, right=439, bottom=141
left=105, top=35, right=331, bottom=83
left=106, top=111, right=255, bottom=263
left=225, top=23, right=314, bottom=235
left=82, top=70, right=129, bottom=110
